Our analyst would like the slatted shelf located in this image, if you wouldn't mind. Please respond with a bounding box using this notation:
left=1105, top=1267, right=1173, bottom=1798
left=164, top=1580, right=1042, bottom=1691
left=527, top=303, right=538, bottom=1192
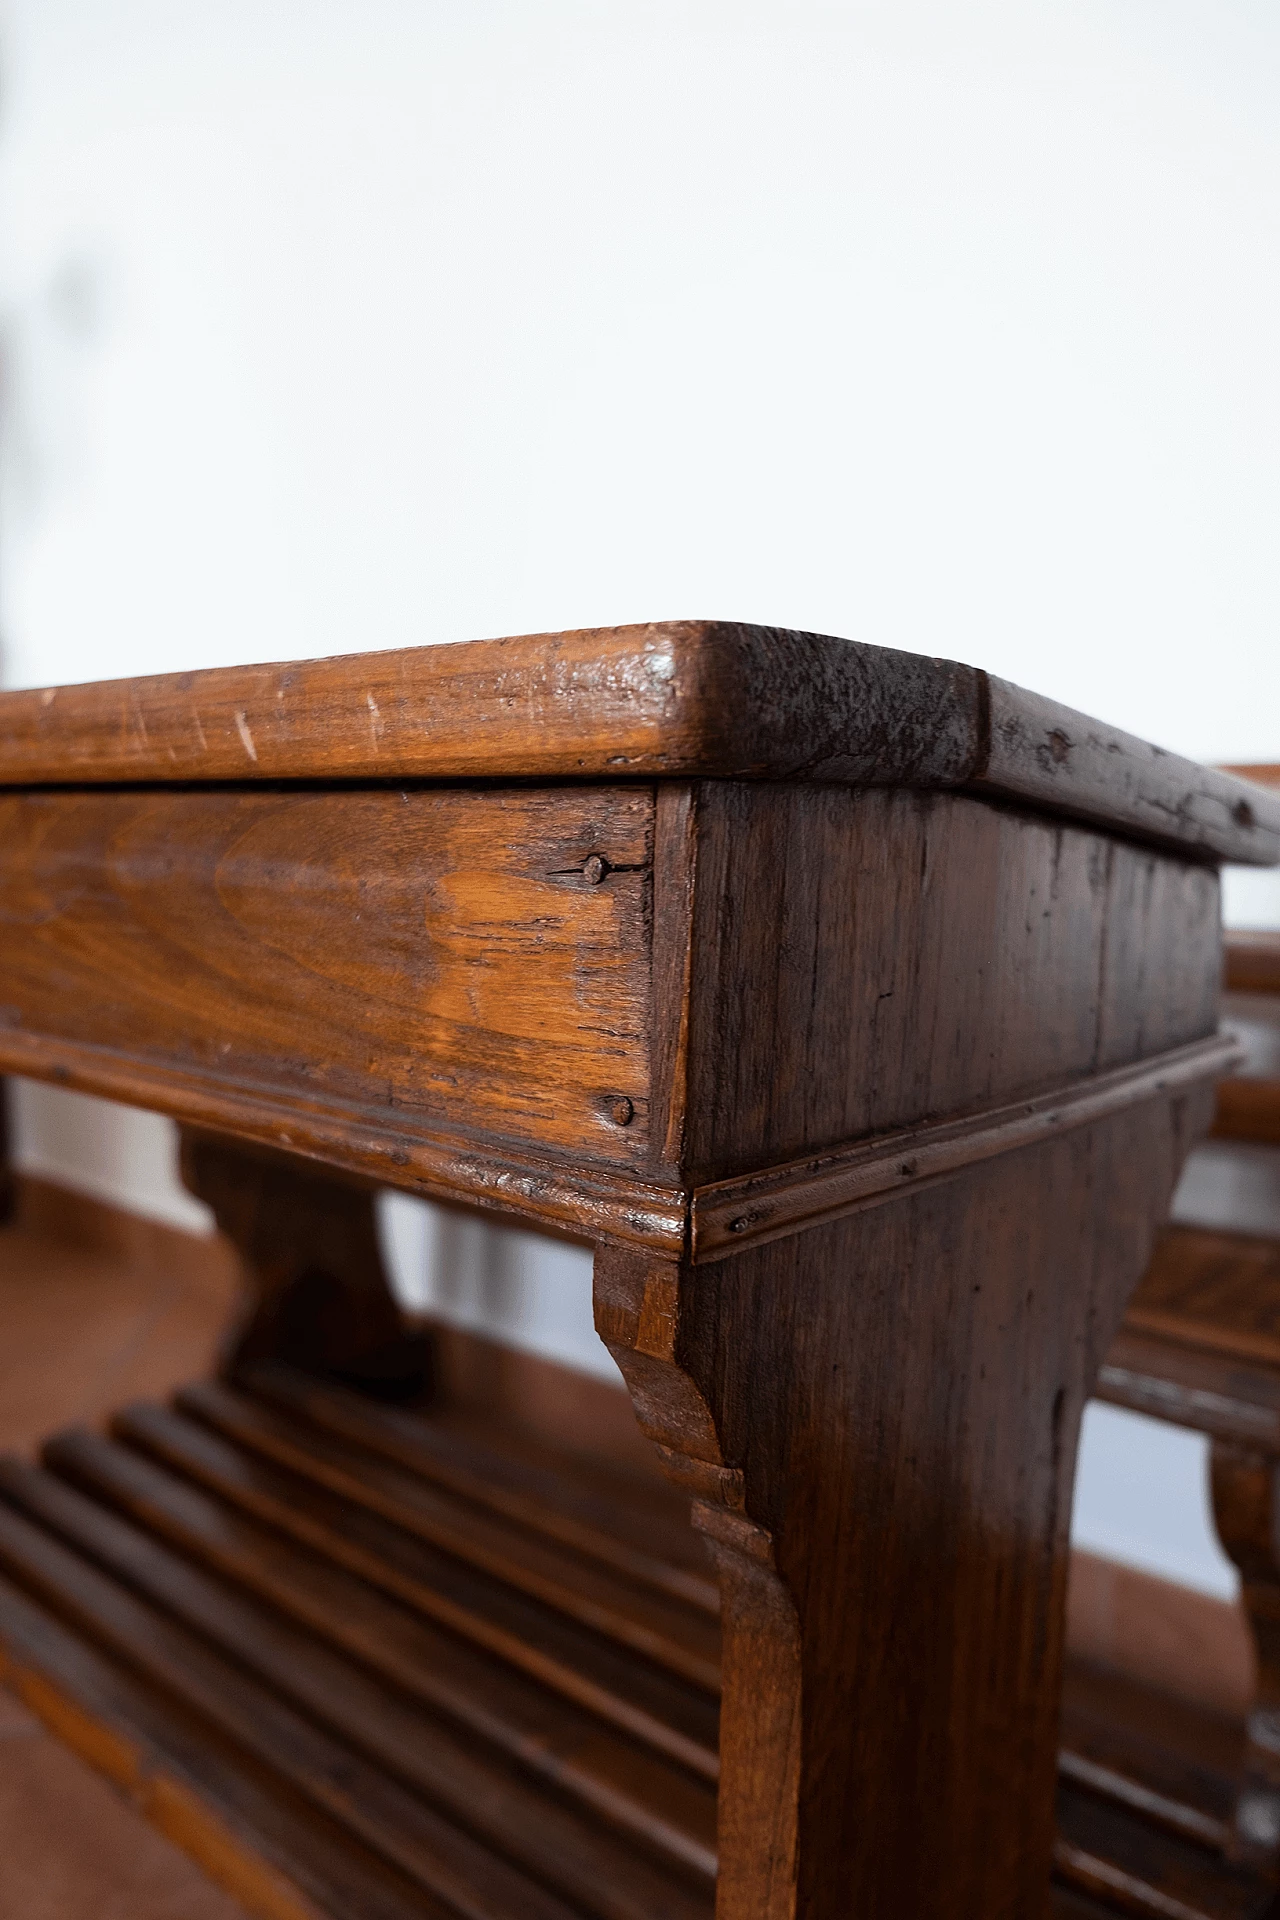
left=0, top=1353, right=1272, bottom=1916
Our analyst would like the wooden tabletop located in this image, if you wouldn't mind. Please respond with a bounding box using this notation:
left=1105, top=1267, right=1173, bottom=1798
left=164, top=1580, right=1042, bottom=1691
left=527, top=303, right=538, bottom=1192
left=1, top=619, right=1276, bottom=864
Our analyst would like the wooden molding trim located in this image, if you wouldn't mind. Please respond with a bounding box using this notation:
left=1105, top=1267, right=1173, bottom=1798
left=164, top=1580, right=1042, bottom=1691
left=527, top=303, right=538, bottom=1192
left=6, top=1167, right=653, bottom=1473
left=0, top=1034, right=690, bottom=1256
left=691, top=1033, right=1240, bottom=1263
left=2, top=1032, right=1238, bottom=1264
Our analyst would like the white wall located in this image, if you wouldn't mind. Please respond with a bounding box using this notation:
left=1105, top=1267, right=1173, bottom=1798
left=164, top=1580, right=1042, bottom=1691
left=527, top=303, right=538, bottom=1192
left=3, top=0, right=1280, bottom=1592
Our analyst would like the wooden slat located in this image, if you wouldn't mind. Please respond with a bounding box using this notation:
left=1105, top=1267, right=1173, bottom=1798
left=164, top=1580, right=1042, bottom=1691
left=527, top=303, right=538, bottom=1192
left=1127, top=1227, right=1280, bottom=1370
left=0, top=1495, right=589, bottom=1920
left=172, top=1380, right=721, bottom=1692
left=1214, top=1081, right=1280, bottom=1147
left=239, top=1361, right=719, bottom=1615
left=0, top=1571, right=440, bottom=1920
left=1055, top=1782, right=1269, bottom=1920
left=1222, top=766, right=1280, bottom=792
left=2, top=1352, right=1271, bottom=1919
left=0, top=1457, right=710, bottom=1918
left=1060, top=1661, right=1241, bottom=1856
left=113, top=1399, right=721, bottom=1776
left=37, top=1429, right=717, bottom=1881
left=1101, top=1225, right=1280, bottom=1445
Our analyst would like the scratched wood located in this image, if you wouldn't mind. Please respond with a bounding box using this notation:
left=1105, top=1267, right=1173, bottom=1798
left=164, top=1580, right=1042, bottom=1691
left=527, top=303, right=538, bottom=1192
left=0, top=787, right=654, bottom=1168
left=0, top=621, right=1275, bottom=865
left=669, top=782, right=1222, bottom=1184
left=0, top=625, right=1272, bottom=1920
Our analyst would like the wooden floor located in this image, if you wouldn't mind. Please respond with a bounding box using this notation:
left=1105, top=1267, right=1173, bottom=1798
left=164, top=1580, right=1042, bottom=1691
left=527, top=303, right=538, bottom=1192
left=0, top=1200, right=250, bottom=1919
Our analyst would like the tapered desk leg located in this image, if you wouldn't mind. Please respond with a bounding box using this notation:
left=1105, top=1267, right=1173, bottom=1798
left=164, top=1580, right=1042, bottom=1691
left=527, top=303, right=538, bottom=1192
left=598, top=1091, right=1209, bottom=1920
left=180, top=1129, right=429, bottom=1397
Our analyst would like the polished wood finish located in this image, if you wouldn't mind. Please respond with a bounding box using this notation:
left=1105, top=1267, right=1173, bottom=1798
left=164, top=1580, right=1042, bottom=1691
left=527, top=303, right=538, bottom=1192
left=596, top=1092, right=1210, bottom=1920
left=2, top=1339, right=1270, bottom=1920
left=0, top=1362, right=721, bottom=1920
left=1214, top=985, right=1280, bottom=1147
left=0, top=624, right=1270, bottom=1918
left=2, top=623, right=1276, bottom=865
left=0, top=786, right=655, bottom=1173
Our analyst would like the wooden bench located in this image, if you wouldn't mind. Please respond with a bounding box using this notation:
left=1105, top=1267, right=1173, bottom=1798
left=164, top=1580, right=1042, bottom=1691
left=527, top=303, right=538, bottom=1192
left=0, top=621, right=1273, bottom=1920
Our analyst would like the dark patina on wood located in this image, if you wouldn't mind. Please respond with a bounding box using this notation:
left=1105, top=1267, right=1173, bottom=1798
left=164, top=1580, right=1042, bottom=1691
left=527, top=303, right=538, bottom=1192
left=0, top=620, right=1275, bottom=864
left=0, top=620, right=1275, bottom=1920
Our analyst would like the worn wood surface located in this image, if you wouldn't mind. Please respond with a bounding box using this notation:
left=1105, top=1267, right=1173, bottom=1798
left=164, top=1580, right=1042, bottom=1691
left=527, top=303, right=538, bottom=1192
left=0, top=627, right=1262, bottom=1918
left=0, top=785, right=654, bottom=1172
left=599, top=764, right=1231, bottom=1917
left=0, top=621, right=1274, bottom=862
left=0, top=1358, right=724, bottom=1920
left=598, top=1082, right=1211, bottom=1920
left=692, top=1035, right=1235, bottom=1261
left=671, top=783, right=1222, bottom=1185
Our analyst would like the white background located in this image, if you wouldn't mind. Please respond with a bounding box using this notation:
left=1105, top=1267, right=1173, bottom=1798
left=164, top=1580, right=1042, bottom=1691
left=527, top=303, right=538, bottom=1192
left=4, top=0, right=1279, bottom=1600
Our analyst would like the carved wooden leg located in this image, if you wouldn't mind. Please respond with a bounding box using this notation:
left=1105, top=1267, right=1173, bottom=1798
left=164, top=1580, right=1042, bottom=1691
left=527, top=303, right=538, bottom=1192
left=597, top=1093, right=1207, bottom=1920
left=1210, top=1443, right=1280, bottom=1879
left=180, top=1128, right=430, bottom=1399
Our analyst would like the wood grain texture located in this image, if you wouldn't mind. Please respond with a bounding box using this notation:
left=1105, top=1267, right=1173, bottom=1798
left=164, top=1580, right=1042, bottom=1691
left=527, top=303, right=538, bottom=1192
left=1125, top=1227, right=1280, bottom=1374
left=0, top=1458, right=711, bottom=1918
left=1066, top=1553, right=1255, bottom=1725
left=0, top=1573, right=452, bottom=1920
left=0, top=620, right=1273, bottom=862
left=113, top=1397, right=720, bottom=1778
left=671, top=781, right=1222, bottom=1185
left=598, top=1086, right=1212, bottom=1920
left=0, top=623, right=1259, bottom=1917
left=691, top=1034, right=1237, bottom=1261
left=0, top=1350, right=734, bottom=1920
left=599, top=765, right=1231, bottom=1918
left=0, top=785, right=654, bottom=1170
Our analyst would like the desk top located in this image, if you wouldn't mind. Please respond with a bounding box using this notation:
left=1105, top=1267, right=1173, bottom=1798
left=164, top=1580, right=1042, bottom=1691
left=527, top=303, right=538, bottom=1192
left=1, top=618, right=1275, bottom=864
